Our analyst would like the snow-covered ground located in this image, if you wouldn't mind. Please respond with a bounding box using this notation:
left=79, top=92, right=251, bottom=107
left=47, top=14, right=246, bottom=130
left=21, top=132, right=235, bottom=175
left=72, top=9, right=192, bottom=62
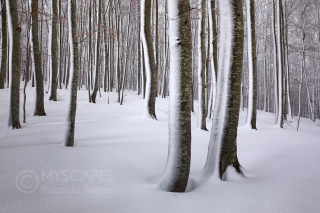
left=0, top=86, right=320, bottom=213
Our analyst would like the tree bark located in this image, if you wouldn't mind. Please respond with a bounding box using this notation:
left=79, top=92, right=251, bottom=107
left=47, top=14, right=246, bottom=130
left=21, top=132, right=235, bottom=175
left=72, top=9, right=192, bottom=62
left=142, top=0, right=157, bottom=119
left=245, top=0, right=257, bottom=130
left=157, top=0, right=192, bottom=192
left=204, top=0, right=244, bottom=180
left=197, top=0, right=208, bottom=131
left=0, top=0, right=7, bottom=89
left=49, top=0, right=59, bottom=101
left=65, top=0, right=79, bottom=146
left=90, top=0, right=102, bottom=103
left=211, top=0, right=218, bottom=81
left=32, top=0, right=46, bottom=116
left=6, top=0, right=21, bottom=129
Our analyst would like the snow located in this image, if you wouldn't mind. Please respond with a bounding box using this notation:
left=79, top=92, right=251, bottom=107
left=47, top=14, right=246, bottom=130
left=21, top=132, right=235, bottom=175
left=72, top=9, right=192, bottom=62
left=1, top=85, right=320, bottom=212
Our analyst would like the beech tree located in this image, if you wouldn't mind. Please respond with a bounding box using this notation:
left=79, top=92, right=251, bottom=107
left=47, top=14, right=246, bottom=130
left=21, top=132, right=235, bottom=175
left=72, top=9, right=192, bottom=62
left=0, top=0, right=7, bottom=89
left=49, top=0, right=59, bottom=101
left=157, top=0, right=192, bottom=192
left=141, top=0, right=158, bottom=119
left=6, top=0, right=21, bottom=129
left=90, top=0, right=102, bottom=103
left=197, top=0, right=208, bottom=131
left=245, top=0, right=258, bottom=130
left=32, top=0, right=46, bottom=116
left=65, top=0, right=79, bottom=147
left=204, top=0, right=244, bottom=180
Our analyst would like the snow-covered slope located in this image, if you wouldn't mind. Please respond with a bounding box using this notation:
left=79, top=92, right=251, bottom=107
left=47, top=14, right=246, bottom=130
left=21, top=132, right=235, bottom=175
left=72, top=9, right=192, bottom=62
left=0, top=86, right=319, bottom=213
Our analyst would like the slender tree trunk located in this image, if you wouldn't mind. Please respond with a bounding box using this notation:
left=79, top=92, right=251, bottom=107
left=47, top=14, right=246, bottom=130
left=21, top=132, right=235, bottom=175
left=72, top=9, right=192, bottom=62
left=23, top=20, right=31, bottom=124
left=87, top=0, right=92, bottom=102
left=272, top=0, right=278, bottom=122
left=49, top=0, right=58, bottom=101
left=65, top=0, right=79, bottom=147
left=141, top=0, right=157, bottom=119
left=276, top=0, right=283, bottom=128
left=23, top=44, right=30, bottom=123
left=245, top=0, right=257, bottom=129
left=197, top=0, right=208, bottom=131
left=211, top=0, right=218, bottom=81
left=0, top=0, right=7, bottom=89
left=90, top=0, right=102, bottom=103
left=120, top=2, right=132, bottom=105
left=207, top=0, right=216, bottom=119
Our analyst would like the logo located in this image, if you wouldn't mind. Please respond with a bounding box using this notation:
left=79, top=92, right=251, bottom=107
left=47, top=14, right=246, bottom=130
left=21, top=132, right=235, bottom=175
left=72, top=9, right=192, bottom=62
left=16, top=170, right=39, bottom=193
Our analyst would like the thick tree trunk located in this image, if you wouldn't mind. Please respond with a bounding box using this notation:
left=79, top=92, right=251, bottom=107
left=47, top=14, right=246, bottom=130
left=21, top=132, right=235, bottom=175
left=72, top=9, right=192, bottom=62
left=32, top=0, right=46, bottom=116
left=204, top=0, right=244, bottom=180
left=157, top=0, right=192, bottom=192
left=6, top=0, right=21, bottom=129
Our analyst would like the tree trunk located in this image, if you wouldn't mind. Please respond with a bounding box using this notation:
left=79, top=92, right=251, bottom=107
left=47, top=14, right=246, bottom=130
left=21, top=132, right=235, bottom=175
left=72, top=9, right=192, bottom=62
left=197, top=0, right=208, bottom=131
left=276, top=0, right=283, bottom=128
left=0, top=0, right=7, bottom=89
left=90, top=0, right=102, bottom=103
left=245, top=0, right=257, bottom=130
left=211, top=0, right=218, bottom=81
left=32, top=0, right=46, bottom=116
left=204, top=0, right=244, bottom=180
left=49, top=0, right=58, bottom=101
left=6, top=0, right=21, bottom=129
left=141, top=0, right=157, bottom=119
left=65, top=0, right=79, bottom=147
left=272, top=0, right=278, bottom=122
left=156, top=0, right=192, bottom=192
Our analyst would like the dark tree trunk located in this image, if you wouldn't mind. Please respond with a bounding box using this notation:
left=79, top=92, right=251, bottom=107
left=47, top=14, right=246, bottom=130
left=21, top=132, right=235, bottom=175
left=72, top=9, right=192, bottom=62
left=7, top=0, right=21, bottom=129
left=144, top=0, right=158, bottom=119
left=0, top=0, right=7, bottom=89
left=32, top=0, right=46, bottom=116
left=211, top=0, right=218, bottom=81
left=250, top=0, right=258, bottom=129
left=49, top=0, right=59, bottom=101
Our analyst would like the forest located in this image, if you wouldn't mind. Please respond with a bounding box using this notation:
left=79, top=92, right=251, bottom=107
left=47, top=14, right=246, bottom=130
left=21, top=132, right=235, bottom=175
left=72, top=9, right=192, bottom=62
left=0, top=0, right=320, bottom=212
